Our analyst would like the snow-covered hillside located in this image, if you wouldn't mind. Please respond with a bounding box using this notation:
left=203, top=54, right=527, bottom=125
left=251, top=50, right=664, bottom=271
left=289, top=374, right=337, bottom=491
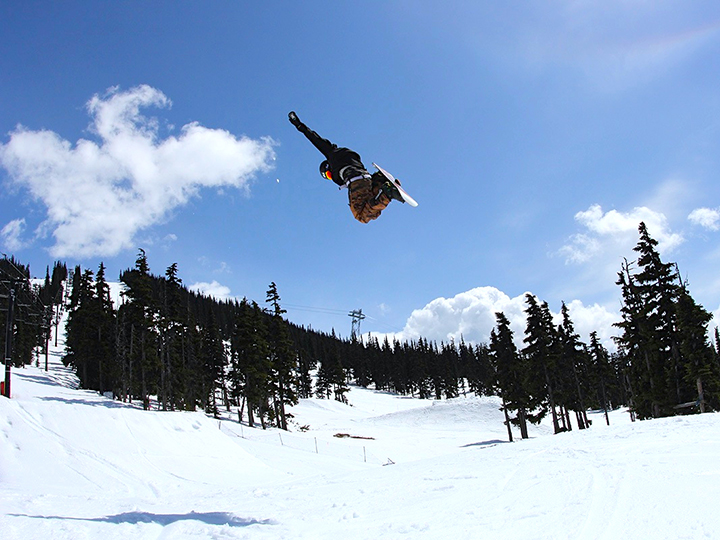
left=2, top=335, right=720, bottom=539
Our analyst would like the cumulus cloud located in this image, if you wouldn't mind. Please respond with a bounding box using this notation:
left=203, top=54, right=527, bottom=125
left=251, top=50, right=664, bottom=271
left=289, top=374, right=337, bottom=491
left=559, top=204, right=684, bottom=264
left=1, top=218, right=27, bottom=251
left=561, top=299, right=620, bottom=349
left=688, top=207, right=720, bottom=231
left=374, top=286, right=620, bottom=351
left=0, top=85, right=276, bottom=258
left=189, top=280, right=233, bottom=302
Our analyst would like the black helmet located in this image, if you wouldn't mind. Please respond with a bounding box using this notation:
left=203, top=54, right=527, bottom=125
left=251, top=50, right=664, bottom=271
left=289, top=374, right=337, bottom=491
left=319, top=160, right=332, bottom=181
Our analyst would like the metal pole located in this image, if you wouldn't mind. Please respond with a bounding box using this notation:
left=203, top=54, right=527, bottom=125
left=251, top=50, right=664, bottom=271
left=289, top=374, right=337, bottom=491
left=348, top=309, right=365, bottom=340
left=4, top=287, right=16, bottom=398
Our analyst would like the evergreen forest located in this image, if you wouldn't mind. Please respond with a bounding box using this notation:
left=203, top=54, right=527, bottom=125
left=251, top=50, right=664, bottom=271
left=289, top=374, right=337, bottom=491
left=3, top=223, right=720, bottom=437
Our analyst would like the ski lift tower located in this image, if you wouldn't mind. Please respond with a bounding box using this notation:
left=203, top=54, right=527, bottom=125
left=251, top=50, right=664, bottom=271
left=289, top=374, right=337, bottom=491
left=348, top=309, right=365, bottom=340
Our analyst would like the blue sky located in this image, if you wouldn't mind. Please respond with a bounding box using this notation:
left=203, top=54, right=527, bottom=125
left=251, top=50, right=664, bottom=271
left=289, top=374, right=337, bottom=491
left=2, top=2, right=720, bottom=348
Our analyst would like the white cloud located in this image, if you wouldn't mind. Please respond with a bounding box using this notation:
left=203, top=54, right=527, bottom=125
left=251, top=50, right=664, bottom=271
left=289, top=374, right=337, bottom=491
left=373, top=286, right=619, bottom=352
left=688, top=207, right=720, bottom=231
left=380, top=287, right=528, bottom=345
left=189, top=280, right=233, bottom=302
left=0, top=85, right=276, bottom=258
left=559, top=204, right=684, bottom=264
left=1, top=218, right=27, bottom=251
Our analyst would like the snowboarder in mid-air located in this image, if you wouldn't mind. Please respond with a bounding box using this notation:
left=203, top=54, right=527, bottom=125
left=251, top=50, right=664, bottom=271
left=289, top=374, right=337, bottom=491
left=289, top=111, right=414, bottom=224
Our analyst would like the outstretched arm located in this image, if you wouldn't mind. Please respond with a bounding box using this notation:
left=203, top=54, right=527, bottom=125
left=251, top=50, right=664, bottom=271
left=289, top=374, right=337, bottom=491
left=288, top=111, right=337, bottom=158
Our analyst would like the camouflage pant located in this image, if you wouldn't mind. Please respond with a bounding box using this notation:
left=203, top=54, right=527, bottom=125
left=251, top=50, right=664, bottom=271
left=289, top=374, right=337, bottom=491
left=348, top=178, right=391, bottom=223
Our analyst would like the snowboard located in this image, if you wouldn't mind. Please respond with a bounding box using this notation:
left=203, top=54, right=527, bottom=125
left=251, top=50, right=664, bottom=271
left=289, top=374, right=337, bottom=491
left=372, top=163, right=418, bottom=207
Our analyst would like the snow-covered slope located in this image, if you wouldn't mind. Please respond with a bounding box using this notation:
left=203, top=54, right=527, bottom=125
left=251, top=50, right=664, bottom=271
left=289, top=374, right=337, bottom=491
left=2, top=344, right=720, bottom=539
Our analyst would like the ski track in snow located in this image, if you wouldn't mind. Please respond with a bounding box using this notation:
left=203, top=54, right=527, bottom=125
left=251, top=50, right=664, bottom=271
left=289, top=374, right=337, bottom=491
left=2, top=327, right=720, bottom=539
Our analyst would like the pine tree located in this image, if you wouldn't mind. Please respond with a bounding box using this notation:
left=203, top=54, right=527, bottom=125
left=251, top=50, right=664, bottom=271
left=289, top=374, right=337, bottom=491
left=675, top=283, right=719, bottom=412
left=615, top=222, right=716, bottom=418
left=439, top=341, right=460, bottom=398
left=230, top=300, right=271, bottom=427
left=199, top=309, right=227, bottom=417
left=427, top=341, right=445, bottom=400
left=62, top=264, right=116, bottom=393
left=93, top=263, right=117, bottom=394
left=635, top=223, right=683, bottom=415
left=557, top=302, right=591, bottom=430
left=490, top=312, right=528, bottom=441
left=411, top=338, right=433, bottom=399
left=589, top=331, right=612, bottom=425
left=388, top=338, right=410, bottom=395
left=64, top=268, right=96, bottom=388
left=522, top=295, right=559, bottom=433
left=265, top=282, right=298, bottom=430
left=157, top=263, right=188, bottom=410
left=118, top=249, right=160, bottom=409
left=295, top=347, right=315, bottom=399
left=316, top=335, right=349, bottom=403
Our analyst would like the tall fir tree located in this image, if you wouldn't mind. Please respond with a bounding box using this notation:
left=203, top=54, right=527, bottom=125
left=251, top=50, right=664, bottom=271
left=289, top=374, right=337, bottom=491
left=93, top=263, right=117, bottom=394
left=615, top=222, right=715, bottom=418
left=522, top=295, right=559, bottom=433
left=265, top=282, right=298, bottom=430
left=675, top=282, right=719, bottom=411
left=199, top=308, right=227, bottom=417
left=64, top=268, right=97, bottom=388
left=589, top=331, right=613, bottom=425
left=158, top=263, right=187, bottom=410
left=557, top=302, right=591, bottom=430
left=316, top=331, right=349, bottom=402
left=230, top=300, right=271, bottom=427
left=118, top=249, right=160, bottom=409
left=490, top=312, right=528, bottom=441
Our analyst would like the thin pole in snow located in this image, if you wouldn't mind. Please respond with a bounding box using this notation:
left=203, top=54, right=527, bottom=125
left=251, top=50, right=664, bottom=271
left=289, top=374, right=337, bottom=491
left=3, top=287, right=16, bottom=398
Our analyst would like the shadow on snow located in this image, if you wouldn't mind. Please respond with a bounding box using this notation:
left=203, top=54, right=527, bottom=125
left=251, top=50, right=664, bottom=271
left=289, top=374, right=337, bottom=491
left=11, top=511, right=275, bottom=528
left=461, top=439, right=509, bottom=448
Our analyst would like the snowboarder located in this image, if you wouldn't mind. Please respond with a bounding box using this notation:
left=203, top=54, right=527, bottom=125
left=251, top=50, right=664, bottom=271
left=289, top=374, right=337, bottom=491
left=288, top=111, right=401, bottom=224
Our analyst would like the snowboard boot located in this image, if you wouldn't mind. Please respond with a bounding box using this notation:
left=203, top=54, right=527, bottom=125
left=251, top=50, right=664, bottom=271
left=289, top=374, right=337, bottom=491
left=380, top=180, right=404, bottom=203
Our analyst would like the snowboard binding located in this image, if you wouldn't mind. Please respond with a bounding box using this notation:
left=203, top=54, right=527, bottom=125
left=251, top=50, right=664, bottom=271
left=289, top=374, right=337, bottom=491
left=380, top=180, right=405, bottom=203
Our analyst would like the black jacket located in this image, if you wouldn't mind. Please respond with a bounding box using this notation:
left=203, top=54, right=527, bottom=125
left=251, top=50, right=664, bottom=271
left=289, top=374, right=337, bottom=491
left=294, top=119, right=368, bottom=186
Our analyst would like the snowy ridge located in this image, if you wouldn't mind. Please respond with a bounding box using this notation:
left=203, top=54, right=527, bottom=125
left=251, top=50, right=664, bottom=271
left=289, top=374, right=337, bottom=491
left=2, top=341, right=720, bottom=538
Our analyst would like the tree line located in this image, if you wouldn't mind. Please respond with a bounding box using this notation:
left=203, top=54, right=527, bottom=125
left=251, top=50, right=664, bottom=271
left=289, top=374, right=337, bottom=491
left=3, top=223, right=720, bottom=436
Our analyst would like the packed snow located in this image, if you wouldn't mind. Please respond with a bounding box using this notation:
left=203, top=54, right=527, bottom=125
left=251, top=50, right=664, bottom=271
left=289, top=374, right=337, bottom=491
left=2, top=331, right=720, bottom=539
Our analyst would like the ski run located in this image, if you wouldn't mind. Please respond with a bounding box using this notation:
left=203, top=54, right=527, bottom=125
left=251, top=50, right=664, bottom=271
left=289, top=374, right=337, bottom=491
left=2, top=318, right=720, bottom=539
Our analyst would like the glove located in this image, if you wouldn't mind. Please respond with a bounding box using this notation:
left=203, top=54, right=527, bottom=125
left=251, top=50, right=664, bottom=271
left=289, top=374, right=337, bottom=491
left=288, top=111, right=302, bottom=128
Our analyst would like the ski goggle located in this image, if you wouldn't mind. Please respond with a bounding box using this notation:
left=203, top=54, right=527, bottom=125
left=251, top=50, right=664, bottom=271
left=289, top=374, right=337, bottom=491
left=321, top=169, right=332, bottom=180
